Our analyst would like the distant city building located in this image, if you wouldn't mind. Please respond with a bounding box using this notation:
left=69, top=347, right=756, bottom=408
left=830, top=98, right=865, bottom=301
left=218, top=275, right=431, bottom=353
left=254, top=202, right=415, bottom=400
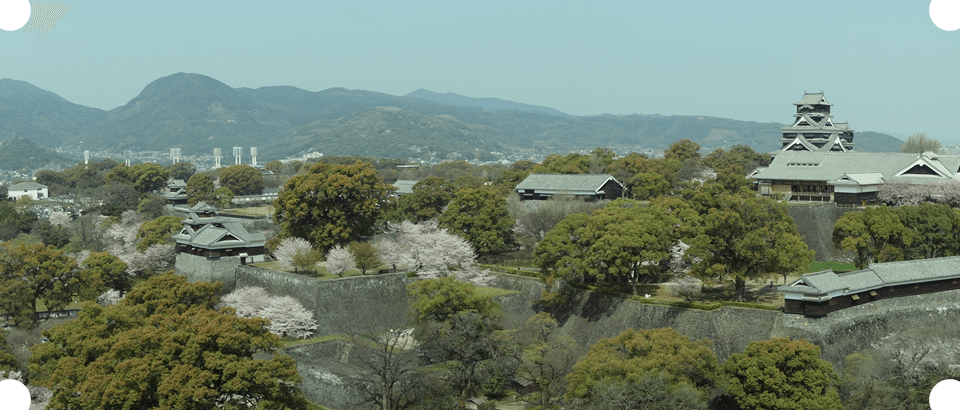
left=7, top=181, right=48, bottom=200
left=514, top=174, right=625, bottom=201
left=779, top=92, right=855, bottom=152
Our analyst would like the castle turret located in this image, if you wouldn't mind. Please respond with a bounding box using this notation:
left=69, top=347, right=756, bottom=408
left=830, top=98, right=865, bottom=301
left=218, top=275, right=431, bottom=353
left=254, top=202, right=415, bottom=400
left=779, top=93, right=855, bottom=152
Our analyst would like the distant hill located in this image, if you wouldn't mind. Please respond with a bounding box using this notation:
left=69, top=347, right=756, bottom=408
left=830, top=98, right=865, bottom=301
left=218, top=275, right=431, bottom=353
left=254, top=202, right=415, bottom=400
left=0, top=78, right=107, bottom=148
left=278, top=106, right=505, bottom=161
left=0, top=74, right=907, bottom=162
left=0, top=138, right=75, bottom=171
left=406, top=89, right=570, bottom=117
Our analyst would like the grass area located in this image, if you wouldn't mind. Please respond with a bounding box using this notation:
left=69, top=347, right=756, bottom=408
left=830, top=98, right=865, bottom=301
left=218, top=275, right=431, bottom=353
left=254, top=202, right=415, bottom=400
left=475, top=286, right=521, bottom=298
left=808, top=261, right=858, bottom=273
left=221, top=206, right=274, bottom=217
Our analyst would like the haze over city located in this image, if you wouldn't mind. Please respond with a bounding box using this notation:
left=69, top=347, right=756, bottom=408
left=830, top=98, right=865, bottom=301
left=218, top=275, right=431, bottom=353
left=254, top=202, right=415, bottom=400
left=3, top=1, right=960, bottom=144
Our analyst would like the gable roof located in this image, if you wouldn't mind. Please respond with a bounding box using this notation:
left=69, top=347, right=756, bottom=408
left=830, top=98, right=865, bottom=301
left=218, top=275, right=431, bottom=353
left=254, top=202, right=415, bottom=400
left=9, top=181, right=47, bottom=190
left=753, top=151, right=960, bottom=183
left=392, top=180, right=418, bottom=195
left=514, top=174, right=623, bottom=194
left=795, top=93, right=831, bottom=106
left=779, top=256, right=960, bottom=300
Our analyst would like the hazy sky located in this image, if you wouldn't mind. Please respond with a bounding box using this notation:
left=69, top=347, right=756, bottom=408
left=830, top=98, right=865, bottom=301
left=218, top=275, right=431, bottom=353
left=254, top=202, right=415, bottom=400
left=3, top=1, right=959, bottom=143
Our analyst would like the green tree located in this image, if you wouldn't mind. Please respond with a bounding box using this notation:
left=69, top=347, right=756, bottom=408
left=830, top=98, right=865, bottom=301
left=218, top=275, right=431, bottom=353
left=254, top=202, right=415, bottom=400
left=895, top=203, right=956, bottom=260
left=0, top=243, right=84, bottom=327
left=532, top=153, right=591, bottom=174
left=407, top=276, right=500, bottom=324
left=33, top=219, right=70, bottom=248
left=264, top=160, right=283, bottom=174
left=723, top=338, right=843, bottom=410
left=274, top=161, right=392, bottom=250
left=166, top=162, right=196, bottom=181
left=664, top=139, right=702, bottom=162
left=534, top=212, right=593, bottom=284
left=0, top=201, right=36, bottom=241
left=101, top=183, right=139, bottom=217
left=29, top=273, right=310, bottom=410
left=135, top=215, right=182, bottom=251
left=514, top=312, right=577, bottom=408
left=213, top=186, right=234, bottom=208
left=394, top=176, right=454, bottom=222
left=438, top=188, right=514, bottom=255
left=0, top=328, right=18, bottom=375
left=832, top=206, right=914, bottom=269
left=689, top=192, right=813, bottom=301
left=565, top=328, right=718, bottom=407
left=137, top=194, right=166, bottom=219
left=186, top=173, right=215, bottom=206
left=349, top=241, right=382, bottom=275
left=108, top=163, right=170, bottom=193
left=219, top=164, right=264, bottom=196
left=83, top=251, right=130, bottom=295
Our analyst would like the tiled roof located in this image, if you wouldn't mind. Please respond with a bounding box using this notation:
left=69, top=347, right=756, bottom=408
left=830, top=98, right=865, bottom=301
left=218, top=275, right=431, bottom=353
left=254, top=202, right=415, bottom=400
left=795, top=93, right=831, bottom=106
left=9, top=182, right=47, bottom=190
left=779, top=256, right=960, bottom=297
left=514, top=174, right=622, bottom=193
left=392, top=180, right=418, bottom=195
left=753, top=151, right=960, bottom=183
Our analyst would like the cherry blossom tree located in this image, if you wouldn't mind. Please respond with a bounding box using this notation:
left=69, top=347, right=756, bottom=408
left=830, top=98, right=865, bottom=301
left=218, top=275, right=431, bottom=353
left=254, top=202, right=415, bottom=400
left=221, top=286, right=271, bottom=318
left=259, top=296, right=318, bottom=339
left=221, top=287, right=317, bottom=339
left=671, top=275, right=702, bottom=303
left=48, top=210, right=72, bottom=228
left=97, top=289, right=122, bottom=306
left=374, top=237, right=408, bottom=271
left=273, top=237, right=312, bottom=271
left=325, top=245, right=356, bottom=277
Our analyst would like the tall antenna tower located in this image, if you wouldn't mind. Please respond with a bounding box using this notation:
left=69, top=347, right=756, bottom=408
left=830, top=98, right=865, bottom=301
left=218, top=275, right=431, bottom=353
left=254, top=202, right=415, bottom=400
left=170, top=148, right=181, bottom=164
left=124, top=150, right=132, bottom=166
left=250, top=147, right=257, bottom=166
left=84, top=150, right=89, bottom=165
left=233, top=147, right=242, bottom=165
left=213, top=148, right=222, bottom=168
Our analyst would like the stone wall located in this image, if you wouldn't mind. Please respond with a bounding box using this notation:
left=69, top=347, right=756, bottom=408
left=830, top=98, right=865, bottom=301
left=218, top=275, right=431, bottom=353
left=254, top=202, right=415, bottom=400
left=234, top=266, right=412, bottom=337
left=787, top=204, right=861, bottom=262
left=174, top=253, right=243, bottom=291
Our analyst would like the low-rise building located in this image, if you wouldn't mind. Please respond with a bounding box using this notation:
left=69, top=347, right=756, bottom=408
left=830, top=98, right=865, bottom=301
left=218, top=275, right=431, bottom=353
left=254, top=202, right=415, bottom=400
left=7, top=181, right=49, bottom=200
left=779, top=256, right=960, bottom=317
left=514, top=173, right=625, bottom=201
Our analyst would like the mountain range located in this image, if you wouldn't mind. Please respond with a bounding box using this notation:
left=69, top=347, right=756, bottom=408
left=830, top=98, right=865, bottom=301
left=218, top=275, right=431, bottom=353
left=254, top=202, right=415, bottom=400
left=0, top=73, right=904, bottom=169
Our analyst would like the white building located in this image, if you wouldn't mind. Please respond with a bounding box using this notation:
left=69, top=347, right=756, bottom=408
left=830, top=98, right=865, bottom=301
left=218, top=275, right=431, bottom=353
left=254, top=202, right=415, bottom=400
left=7, top=181, right=49, bottom=200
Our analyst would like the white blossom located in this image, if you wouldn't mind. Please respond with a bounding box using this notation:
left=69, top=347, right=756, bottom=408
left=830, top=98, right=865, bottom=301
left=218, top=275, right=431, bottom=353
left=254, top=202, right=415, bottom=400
left=221, top=287, right=317, bottom=339
left=325, top=245, right=355, bottom=277
left=97, top=289, right=122, bottom=306
left=273, top=237, right=312, bottom=270
left=48, top=210, right=72, bottom=227
left=671, top=275, right=703, bottom=303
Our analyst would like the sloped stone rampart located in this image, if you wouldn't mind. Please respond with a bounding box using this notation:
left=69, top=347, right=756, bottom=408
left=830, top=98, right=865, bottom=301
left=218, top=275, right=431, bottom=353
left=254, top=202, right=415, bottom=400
left=787, top=203, right=861, bottom=262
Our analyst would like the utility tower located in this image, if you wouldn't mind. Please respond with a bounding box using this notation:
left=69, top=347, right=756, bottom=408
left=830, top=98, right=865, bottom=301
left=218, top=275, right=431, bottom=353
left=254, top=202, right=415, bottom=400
left=84, top=150, right=89, bottom=165
left=233, top=147, right=242, bottom=165
left=170, top=148, right=181, bottom=164
left=250, top=147, right=257, bottom=166
left=124, top=150, right=132, bottom=166
left=213, top=148, right=222, bottom=168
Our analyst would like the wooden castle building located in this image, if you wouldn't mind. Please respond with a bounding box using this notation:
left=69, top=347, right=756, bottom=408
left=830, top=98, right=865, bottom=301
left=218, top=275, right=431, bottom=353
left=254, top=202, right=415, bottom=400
left=171, top=202, right=266, bottom=264
left=749, top=92, right=960, bottom=204
left=779, top=256, right=960, bottom=317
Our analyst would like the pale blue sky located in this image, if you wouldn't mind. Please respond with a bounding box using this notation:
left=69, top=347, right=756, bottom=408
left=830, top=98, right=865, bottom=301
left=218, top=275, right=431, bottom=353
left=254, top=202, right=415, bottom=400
left=3, top=1, right=959, bottom=143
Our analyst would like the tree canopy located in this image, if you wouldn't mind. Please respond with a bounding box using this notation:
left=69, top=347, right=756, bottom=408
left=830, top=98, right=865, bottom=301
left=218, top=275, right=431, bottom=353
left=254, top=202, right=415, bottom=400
left=29, top=273, right=310, bottom=410
left=565, top=327, right=719, bottom=407
left=0, top=243, right=93, bottom=327
left=723, top=338, right=843, bottom=410
left=219, top=164, right=264, bottom=196
left=688, top=192, right=812, bottom=301
left=393, top=176, right=454, bottom=223
left=274, top=161, right=393, bottom=250
left=900, top=132, right=941, bottom=153
left=438, top=187, right=514, bottom=255
left=186, top=173, right=214, bottom=206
